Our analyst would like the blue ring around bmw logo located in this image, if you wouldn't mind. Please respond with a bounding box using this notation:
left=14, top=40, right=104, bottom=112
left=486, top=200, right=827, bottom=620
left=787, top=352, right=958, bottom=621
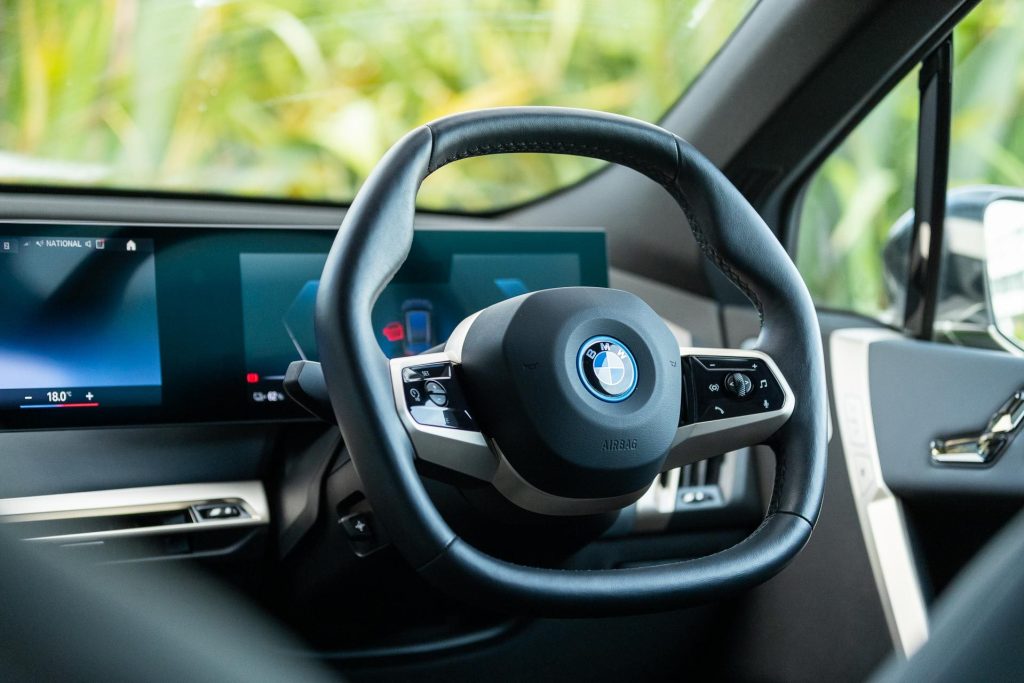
left=576, top=336, right=639, bottom=402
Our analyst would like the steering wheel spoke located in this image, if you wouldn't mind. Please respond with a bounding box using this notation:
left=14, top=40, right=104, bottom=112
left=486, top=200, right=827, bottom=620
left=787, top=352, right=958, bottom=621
left=665, top=347, right=794, bottom=470
left=389, top=352, right=499, bottom=482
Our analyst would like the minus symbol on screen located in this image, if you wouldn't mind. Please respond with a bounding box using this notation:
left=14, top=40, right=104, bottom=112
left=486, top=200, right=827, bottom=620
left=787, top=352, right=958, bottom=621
left=24, top=396, right=32, bottom=400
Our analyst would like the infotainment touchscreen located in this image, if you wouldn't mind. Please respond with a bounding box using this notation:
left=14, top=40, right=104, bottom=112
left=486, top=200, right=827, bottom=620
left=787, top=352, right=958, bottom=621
left=0, top=236, right=162, bottom=411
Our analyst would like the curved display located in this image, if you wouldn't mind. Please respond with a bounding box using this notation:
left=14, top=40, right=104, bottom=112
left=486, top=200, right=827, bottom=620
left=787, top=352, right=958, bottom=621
left=0, top=224, right=606, bottom=430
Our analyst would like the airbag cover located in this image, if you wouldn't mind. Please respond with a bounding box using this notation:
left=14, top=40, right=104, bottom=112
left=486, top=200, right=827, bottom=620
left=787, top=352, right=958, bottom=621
left=459, top=287, right=681, bottom=498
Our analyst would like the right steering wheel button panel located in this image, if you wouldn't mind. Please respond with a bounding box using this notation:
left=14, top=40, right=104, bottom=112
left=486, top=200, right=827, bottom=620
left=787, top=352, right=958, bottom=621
left=686, top=355, right=785, bottom=422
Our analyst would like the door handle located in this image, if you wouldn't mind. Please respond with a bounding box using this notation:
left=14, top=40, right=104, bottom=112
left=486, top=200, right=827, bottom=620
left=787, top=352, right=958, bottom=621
left=931, top=389, right=1024, bottom=464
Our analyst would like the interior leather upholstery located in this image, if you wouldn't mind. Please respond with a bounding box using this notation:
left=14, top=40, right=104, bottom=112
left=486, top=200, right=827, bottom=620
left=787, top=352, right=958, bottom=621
left=315, top=107, right=829, bottom=615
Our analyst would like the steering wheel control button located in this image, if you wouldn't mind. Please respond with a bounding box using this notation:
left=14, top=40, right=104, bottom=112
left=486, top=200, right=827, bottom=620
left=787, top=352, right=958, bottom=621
left=724, top=372, right=753, bottom=399
left=577, top=336, right=639, bottom=402
left=340, top=513, right=373, bottom=541
left=401, top=362, right=451, bottom=384
left=339, top=511, right=387, bottom=557
left=701, top=401, right=730, bottom=421
left=693, top=356, right=759, bottom=372
left=424, top=380, right=448, bottom=406
left=416, top=364, right=451, bottom=380
left=405, top=384, right=426, bottom=406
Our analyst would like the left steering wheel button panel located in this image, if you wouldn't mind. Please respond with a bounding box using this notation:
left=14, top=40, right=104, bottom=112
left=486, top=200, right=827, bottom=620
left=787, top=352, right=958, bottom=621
left=403, top=361, right=477, bottom=430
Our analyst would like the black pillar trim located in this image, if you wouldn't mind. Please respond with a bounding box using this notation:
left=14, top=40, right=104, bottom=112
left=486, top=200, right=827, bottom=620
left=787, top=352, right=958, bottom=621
left=904, top=38, right=953, bottom=339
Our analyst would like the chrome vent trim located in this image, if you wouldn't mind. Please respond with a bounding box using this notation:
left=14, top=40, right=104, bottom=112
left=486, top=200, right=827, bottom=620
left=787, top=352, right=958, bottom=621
left=0, top=481, right=268, bottom=543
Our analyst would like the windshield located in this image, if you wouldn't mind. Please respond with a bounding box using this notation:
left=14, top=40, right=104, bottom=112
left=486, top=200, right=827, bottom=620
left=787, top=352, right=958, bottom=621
left=0, top=1, right=754, bottom=211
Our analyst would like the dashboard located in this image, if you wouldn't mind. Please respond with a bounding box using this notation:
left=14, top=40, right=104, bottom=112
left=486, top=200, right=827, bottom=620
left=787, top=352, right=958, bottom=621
left=0, top=224, right=607, bottom=430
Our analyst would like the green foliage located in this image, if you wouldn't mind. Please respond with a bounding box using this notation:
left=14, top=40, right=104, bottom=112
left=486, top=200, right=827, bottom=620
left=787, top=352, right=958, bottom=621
left=0, top=0, right=753, bottom=210
left=797, top=75, right=918, bottom=318
left=797, top=0, right=1024, bottom=319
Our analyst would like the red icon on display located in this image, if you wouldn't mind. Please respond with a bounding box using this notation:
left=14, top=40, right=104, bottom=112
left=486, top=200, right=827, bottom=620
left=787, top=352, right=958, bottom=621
left=382, top=322, right=405, bottom=342
left=246, top=372, right=260, bottom=384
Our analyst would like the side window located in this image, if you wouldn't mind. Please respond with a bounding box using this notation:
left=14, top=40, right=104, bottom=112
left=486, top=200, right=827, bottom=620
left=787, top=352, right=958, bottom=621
left=948, top=0, right=1024, bottom=348
left=948, top=1, right=1024, bottom=191
left=796, top=0, right=1022, bottom=324
left=795, top=74, right=918, bottom=321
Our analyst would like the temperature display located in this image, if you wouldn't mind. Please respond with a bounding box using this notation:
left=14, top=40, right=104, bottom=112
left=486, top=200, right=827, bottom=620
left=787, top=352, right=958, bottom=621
left=0, top=234, right=163, bottom=412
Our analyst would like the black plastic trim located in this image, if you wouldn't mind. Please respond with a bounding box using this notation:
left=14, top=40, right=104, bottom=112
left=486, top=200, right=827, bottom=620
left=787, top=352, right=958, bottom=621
left=904, top=39, right=953, bottom=339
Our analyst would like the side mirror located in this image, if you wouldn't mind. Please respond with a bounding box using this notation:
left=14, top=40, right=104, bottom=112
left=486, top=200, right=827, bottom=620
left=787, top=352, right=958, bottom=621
left=983, top=198, right=1024, bottom=351
left=883, top=186, right=1024, bottom=353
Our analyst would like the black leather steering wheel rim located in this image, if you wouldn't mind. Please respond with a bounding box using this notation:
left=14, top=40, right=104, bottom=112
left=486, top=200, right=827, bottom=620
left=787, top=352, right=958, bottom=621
left=316, top=107, right=828, bottom=615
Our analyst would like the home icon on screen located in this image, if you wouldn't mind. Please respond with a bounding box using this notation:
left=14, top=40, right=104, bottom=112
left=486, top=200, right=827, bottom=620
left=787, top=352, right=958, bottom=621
left=126, top=240, right=137, bottom=252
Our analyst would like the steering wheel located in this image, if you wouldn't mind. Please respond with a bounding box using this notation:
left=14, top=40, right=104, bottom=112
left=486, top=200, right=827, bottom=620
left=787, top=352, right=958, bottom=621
left=316, top=107, right=827, bottom=615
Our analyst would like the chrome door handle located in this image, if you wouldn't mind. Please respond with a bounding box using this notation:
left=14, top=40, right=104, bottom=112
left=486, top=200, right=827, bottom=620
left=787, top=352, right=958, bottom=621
left=931, top=389, right=1024, bottom=464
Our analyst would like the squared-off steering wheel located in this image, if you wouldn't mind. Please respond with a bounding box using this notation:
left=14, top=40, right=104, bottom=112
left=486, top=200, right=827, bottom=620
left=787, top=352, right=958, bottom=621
left=316, top=107, right=828, bottom=616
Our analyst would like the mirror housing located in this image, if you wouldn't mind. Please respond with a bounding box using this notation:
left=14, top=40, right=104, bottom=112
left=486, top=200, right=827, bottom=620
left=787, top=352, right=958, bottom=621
left=983, top=198, right=1024, bottom=351
left=884, top=186, right=1024, bottom=353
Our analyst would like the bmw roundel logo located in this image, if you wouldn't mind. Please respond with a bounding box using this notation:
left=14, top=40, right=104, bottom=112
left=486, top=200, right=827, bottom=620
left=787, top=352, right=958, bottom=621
left=577, top=336, right=638, bottom=402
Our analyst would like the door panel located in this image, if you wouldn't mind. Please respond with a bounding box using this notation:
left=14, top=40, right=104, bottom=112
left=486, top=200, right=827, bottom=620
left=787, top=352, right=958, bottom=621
left=830, top=326, right=1024, bottom=666
left=868, top=339, right=1024, bottom=500
left=831, top=328, right=930, bottom=659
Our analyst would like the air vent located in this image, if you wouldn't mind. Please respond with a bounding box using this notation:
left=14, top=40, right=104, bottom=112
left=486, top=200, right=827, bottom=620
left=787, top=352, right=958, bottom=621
left=6, top=508, right=195, bottom=539
left=634, top=453, right=736, bottom=532
left=678, top=454, right=725, bottom=507
left=0, top=482, right=268, bottom=561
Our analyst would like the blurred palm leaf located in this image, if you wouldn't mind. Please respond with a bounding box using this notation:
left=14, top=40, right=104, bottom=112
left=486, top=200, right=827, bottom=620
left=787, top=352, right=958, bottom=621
left=0, top=0, right=755, bottom=210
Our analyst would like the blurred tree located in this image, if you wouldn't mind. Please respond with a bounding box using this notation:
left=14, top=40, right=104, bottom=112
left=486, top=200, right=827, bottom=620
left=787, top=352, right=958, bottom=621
left=0, top=0, right=754, bottom=210
left=797, top=0, right=1024, bottom=320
